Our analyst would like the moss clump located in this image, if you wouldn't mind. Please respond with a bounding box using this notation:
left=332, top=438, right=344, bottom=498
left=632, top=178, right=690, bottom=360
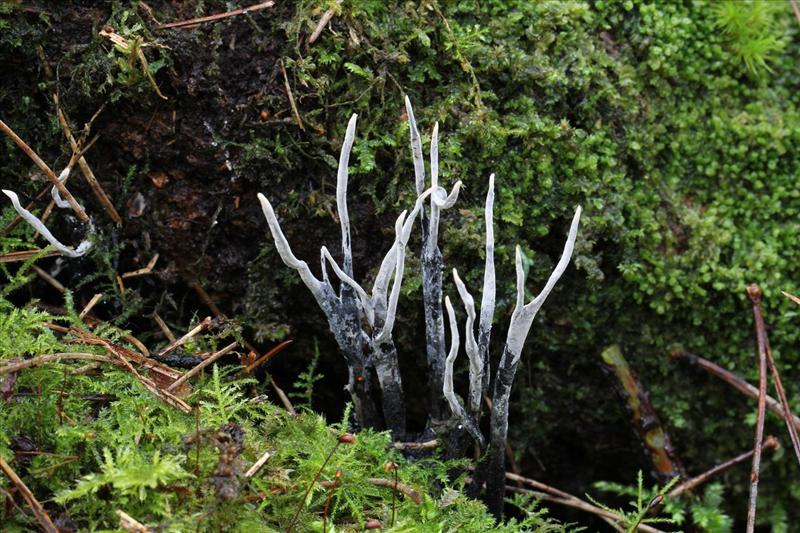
left=0, top=301, right=579, bottom=532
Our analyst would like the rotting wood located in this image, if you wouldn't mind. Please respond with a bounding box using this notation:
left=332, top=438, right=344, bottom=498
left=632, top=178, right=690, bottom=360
left=601, top=344, right=685, bottom=482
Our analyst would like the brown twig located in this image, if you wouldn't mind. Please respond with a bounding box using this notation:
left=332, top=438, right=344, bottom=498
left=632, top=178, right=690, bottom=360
left=745, top=284, right=768, bottom=533
left=270, top=376, right=296, bottom=415
left=121, top=254, right=159, bottom=278
left=31, top=265, right=65, bottom=293
left=323, top=469, right=342, bottom=533
left=749, top=284, right=800, bottom=466
left=0, top=118, right=88, bottom=222
left=0, top=456, right=58, bottom=533
left=79, top=293, right=104, bottom=319
left=791, top=0, right=800, bottom=26
left=156, top=1, right=275, bottom=29
left=244, top=449, right=272, bottom=478
left=0, top=249, right=60, bottom=263
left=116, top=509, right=153, bottom=533
left=669, top=436, right=779, bottom=498
left=287, top=434, right=355, bottom=533
left=670, top=349, right=800, bottom=431
left=0, top=353, right=122, bottom=374
left=280, top=60, right=305, bottom=131
left=501, top=471, right=668, bottom=533
left=158, top=316, right=213, bottom=356
left=243, top=339, right=293, bottom=373
left=151, top=312, right=177, bottom=343
left=308, top=0, right=342, bottom=45
left=165, top=341, right=238, bottom=392
left=56, top=107, right=122, bottom=225
left=390, top=439, right=439, bottom=451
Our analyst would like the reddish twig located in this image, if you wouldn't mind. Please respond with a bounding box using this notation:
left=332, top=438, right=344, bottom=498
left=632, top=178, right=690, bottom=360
left=669, top=436, right=779, bottom=498
left=670, top=350, right=800, bottom=431
left=243, top=339, right=293, bottom=373
left=746, top=284, right=768, bottom=533
left=0, top=456, right=58, bottom=533
left=287, top=434, right=355, bottom=533
left=157, top=1, right=275, bottom=29
left=322, top=469, right=342, bottom=533
left=0, top=118, right=88, bottom=222
left=749, top=285, right=800, bottom=467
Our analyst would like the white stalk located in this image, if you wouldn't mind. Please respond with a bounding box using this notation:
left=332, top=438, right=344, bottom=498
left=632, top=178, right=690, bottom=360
left=506, top=206, right=582, bottom=364
left=3, top=189, right=91, bottom=258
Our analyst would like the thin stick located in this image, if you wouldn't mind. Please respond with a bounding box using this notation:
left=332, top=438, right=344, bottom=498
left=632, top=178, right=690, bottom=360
left=671, top=350, right=800, bottom=431
left=0, top=249, right=60, bottom=263
left=280, top=60, right=305, bottom=131
left=308, top=0, right=342, bottom=44
left=31, top=265, right=65, bottom=293
left=791, top=0, right=800, bottom=26
left=0, top=456, right=58, bottom=533
left=391, top=439, right=439, bottom=451
left=270, top=376, right=296, bottom=415
left=108, top=346, right=192, bottom=413
left=165, top=341, right=239, bottom=392
left=121, top=254, right=159, bottom=278
left=749, top=285, right=800, bottom=466
left=79, top=293, right=104, bottom=319
left=370, top=475, right=423, bottom=505
left=669, top=436, right=779, bottom=498
left=244, top=449, right=272, bottom=478
left=158, top=316, right=212, bottom=356
left=0, top=353, right=121, bottom=374
left=36, top=45, right=121, bottom=226
left=0, top=118, right=88, bottom=222
left=116, top=510, right=152, bottom=533
left=157, top=1, right=275, bottom=29
left=243, top=339, right=293, bottom=373
left=152, top=312, right=177, bottom=343
left=56, top=108, right=121, bottom=225
left=501, top=472, right=668, bottom=533
left=746, top=284, right=768, bottom=533
left=191, top=281, right=225, bottom=318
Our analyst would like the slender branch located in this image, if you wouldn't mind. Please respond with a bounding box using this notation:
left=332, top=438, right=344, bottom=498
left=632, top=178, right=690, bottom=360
left=308, top=0, right=342, bottom=44
left=669, top=436, right=779, bottom=498
left=0, top=353, right=121, bottom=374
left=671, top=349, right=800, bottom=431
left=746, top=284, right=768, bottom=533
left=749, top=284, right=800, bottom=466
left=0, top=118, right=88, bottom=222
left=0, top=456, right=58, bottom=533
left=165, top=341, right=239, bottom=392
left=156, top=1, right=275, bottom=29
